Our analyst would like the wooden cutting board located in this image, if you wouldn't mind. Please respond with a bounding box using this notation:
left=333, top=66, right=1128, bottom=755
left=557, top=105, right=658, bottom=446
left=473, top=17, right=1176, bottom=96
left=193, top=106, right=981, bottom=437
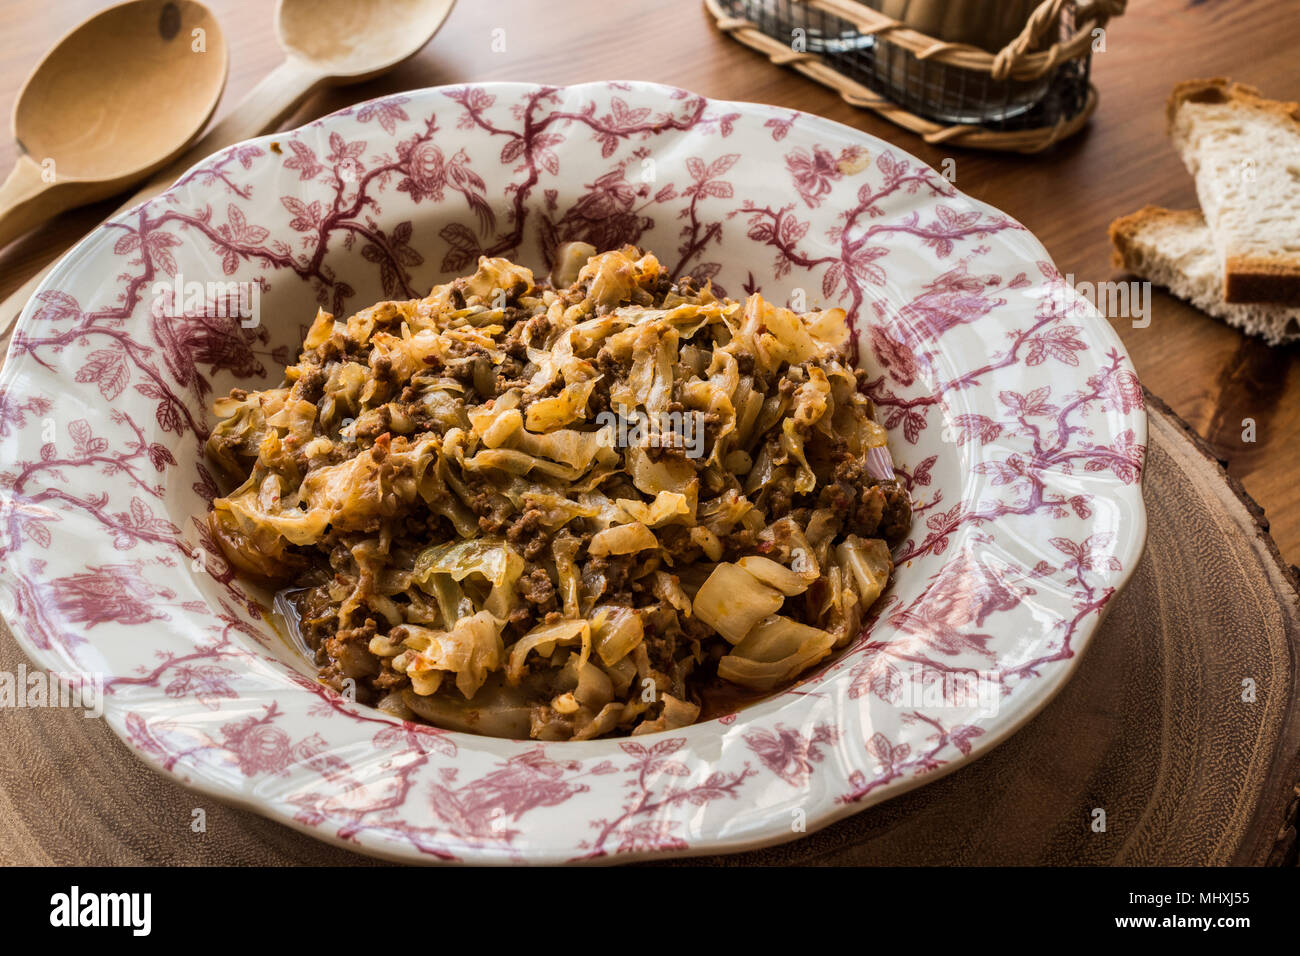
left=0, top=392, right=1296, bottom=866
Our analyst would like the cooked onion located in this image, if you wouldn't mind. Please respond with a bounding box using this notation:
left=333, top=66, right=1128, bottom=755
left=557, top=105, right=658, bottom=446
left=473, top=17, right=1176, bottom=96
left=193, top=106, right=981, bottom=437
left=865, top=445, right=896, bottom=481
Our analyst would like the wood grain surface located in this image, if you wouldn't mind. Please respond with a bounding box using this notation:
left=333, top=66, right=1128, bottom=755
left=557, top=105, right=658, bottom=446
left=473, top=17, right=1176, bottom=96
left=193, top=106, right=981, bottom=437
left=0, top=0, right=1298, bottom=865
left=1, top=397, right=1295, bottom=866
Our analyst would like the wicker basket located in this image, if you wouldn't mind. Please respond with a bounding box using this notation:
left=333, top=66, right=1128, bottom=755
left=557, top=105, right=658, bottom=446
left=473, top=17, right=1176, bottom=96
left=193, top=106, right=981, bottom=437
left=706, top=0, right=1128, bottom=152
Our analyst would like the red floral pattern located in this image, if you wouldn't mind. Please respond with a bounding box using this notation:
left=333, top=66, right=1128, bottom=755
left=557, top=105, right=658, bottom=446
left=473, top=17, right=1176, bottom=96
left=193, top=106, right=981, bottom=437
left=0, top=82, right=1146, bottom=863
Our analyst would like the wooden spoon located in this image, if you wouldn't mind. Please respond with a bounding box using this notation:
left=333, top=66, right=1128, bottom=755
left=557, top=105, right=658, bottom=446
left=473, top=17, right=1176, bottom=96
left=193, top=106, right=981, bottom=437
left=0, top=0, right=228, bottom=249
left=167, top=0, right=460, bottom=174
left=0, top=0, right=457, bottom=334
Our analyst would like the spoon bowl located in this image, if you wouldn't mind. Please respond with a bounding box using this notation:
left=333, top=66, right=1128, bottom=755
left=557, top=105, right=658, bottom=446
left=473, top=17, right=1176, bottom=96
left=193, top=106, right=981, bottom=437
left=277, top=0, right=456, bottom=81
left=0, top=0, right=227, bottom=248
left=14, top=0, right=228, bottom=183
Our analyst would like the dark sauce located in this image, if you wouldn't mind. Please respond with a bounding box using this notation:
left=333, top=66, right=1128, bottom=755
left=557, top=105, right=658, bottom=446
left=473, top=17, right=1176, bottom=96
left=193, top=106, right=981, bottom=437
left=696, top=675, right=772, bottom=721
left=270, top=586, right=315, bottom=662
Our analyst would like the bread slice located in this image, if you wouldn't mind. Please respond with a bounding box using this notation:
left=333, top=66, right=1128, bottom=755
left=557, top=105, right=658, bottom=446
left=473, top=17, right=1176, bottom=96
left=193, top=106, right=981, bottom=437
left=1166, top=78, right=1300, bottom=304
left=1109, top=205, right=1300, bottom=346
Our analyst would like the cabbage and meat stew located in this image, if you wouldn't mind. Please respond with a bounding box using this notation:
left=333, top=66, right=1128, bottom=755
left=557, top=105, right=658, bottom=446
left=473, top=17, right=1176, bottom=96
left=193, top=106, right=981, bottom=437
left=206, top=245, right=912, bottom=740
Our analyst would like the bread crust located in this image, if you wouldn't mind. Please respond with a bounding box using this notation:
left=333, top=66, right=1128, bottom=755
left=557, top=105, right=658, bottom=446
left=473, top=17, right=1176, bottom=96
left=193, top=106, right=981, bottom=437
left=1165, top=77, right=1300, bottom=133
left=1223, top=259, right=1300, bottom=304
left=1166, top=78, right=1300, bottom=303
left=1108, top=205, right=1200, bottom=270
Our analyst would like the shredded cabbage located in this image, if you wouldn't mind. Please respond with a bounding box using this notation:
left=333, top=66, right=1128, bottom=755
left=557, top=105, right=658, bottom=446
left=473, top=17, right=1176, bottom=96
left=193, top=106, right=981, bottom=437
left=692, top=563, right=786, bottom=644
left=206, top=244, right=912, bottom=740
left=717, top=615, right=836, bottom=690
left=392, top=611, right=504, bottom=698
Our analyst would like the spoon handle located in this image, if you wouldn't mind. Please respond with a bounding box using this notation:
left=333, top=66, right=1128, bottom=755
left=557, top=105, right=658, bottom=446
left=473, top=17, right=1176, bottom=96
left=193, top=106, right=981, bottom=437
left=0, top=156, right=56, bottom=251
left=0, top=59, right=326, bottom=336
left=161, top=59, right=328, bottom=186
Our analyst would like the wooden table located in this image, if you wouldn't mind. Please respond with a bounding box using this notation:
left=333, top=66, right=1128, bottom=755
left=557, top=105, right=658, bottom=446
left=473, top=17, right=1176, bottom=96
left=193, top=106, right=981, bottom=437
left=0, top=0, right=1297, bottom=866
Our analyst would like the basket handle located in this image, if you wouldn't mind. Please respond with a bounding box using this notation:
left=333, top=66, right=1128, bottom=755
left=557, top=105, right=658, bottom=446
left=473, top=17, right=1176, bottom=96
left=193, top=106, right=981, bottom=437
left=992, top=0, right=1127, bottom=80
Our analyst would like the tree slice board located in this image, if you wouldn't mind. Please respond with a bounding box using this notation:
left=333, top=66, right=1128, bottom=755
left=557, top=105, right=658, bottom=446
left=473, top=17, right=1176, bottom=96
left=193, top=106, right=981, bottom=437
left=0, top=393, right=1296, bottom=865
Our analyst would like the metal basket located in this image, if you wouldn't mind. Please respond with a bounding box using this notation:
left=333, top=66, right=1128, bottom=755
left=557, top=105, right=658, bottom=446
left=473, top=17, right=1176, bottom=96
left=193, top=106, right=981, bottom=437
left=707, top=0, right=1128, bottom=152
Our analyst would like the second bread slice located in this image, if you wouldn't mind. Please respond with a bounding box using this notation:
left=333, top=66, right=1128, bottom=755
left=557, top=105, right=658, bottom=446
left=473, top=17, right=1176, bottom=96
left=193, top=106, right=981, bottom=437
left=1109, top=205, right=1300, bottom=346
left=1167, top=78, right=1300, bottom=304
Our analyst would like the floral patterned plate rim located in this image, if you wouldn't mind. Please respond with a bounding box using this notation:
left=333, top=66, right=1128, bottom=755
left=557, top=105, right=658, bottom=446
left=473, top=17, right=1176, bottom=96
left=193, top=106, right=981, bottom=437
left=0, top=81, right=1146, bottom=864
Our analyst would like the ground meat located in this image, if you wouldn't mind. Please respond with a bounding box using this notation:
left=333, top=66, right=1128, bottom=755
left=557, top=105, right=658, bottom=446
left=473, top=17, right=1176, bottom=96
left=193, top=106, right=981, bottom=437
left=819, top=449, right=911, bottom=541
left=524, top=314, right=551, bottom=342
left=503, top=336, right=528, bottom=361
left=758, top=455, right=797, bottom=517
left=371, top=353, right=395, bottom=385
left=848, top=485, right=886, bottom=538
left=517, top=566, right=558, bottom=615
left=588, top=348, right=623, bottom=417
left=295, top=366, right=327, bottom=404
left=650, top=271, right=674, bottom=301
left=353, top=407, right=392, bottom=442
left=465, top=477, right=514, bottom=534
left=506, top=508, right=551, bottom=560
left=720, top=527, right=758, bottom=554
left=587, top=374, right=612, bottom=417
left=670, top=276, right=698, bottom=299
left=319, top=617, right=381, bottom=697
left=373, top=662, right=410, bottom=691
left=879, top=484, right=913, bottom=545
left=495, top=361, right=529, bottom=395
left=653, top=525, right=700, bottom=565
left=641, top=602, right=682, bottom=672
left=702, top=409, right=724, bottom=446
left=582, top=553, right=635, bottom=603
